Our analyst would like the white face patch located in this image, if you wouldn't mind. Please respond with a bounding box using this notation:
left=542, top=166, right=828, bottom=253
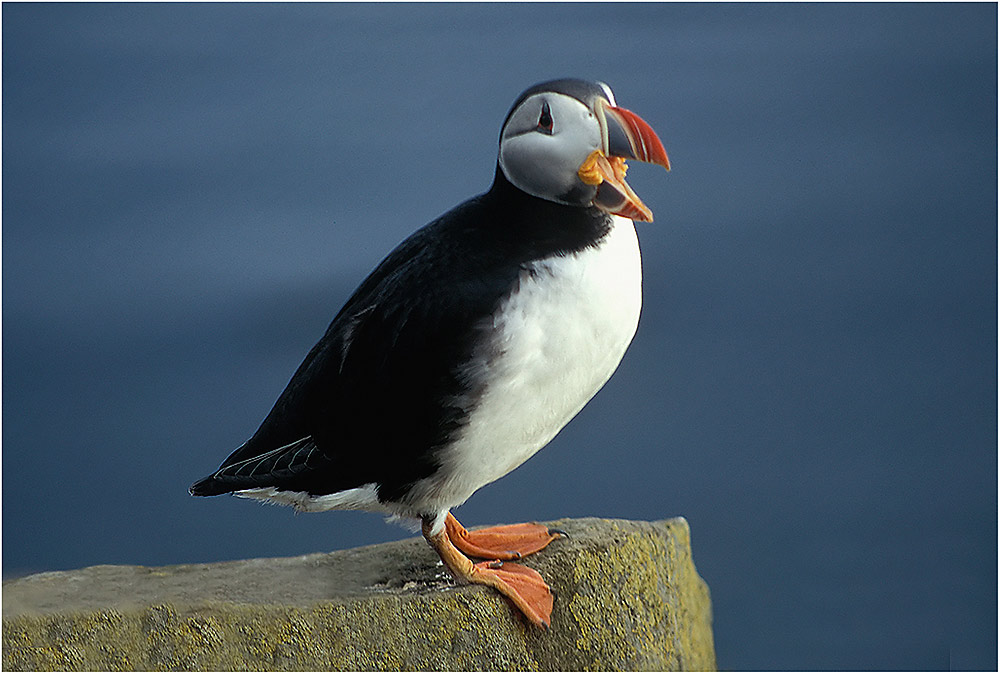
left=498, top=92, right=603, bottom=204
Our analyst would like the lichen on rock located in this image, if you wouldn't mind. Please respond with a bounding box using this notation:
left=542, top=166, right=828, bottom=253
left=3, top=517, right=715, bottom=671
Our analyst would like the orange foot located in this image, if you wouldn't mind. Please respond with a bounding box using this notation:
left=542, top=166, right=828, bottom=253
left=469, top=559, right=555, bottom=628
left=444, top=511, right=565, bottom=560
left=423, top=513, right=561, bottom=629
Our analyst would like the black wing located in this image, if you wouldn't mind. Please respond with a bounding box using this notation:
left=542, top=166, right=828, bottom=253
left=190, top=196, right=523, bottom=501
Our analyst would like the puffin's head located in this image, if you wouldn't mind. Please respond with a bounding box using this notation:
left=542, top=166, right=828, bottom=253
left=497, top=79, right=670, bottom=222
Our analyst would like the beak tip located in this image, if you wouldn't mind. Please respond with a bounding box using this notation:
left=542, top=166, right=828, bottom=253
left=652, top=145, right=671, bottom=172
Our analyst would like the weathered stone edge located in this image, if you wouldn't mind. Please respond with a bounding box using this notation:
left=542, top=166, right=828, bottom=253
left=2, top=517, right=716, bottom=671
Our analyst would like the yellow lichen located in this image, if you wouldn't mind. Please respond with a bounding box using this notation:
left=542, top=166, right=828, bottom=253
left=3, top=518, right=714, bottom=672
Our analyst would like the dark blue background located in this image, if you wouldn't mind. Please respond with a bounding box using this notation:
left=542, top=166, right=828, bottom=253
left=4, top=4, right=996, bottom=670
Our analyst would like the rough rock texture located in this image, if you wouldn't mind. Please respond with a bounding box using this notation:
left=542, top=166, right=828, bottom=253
left=3, top=517, right=715, bottom=671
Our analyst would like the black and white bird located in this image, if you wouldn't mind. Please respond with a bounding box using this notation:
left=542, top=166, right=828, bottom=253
left=190, top=78, right=669, bottom=628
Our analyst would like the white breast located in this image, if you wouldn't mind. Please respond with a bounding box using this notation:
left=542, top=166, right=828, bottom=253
left=407, top=215, right=643, bottom=513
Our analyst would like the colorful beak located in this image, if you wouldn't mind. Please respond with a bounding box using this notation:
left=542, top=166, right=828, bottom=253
left=578, top=100, right=670, bottom=222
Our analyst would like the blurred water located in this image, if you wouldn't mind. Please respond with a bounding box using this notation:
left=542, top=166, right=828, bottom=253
left=3, top=4, right=996, bottom=670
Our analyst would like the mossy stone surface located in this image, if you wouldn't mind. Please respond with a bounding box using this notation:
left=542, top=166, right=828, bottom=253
left=3, top=517, right=715, bottom=671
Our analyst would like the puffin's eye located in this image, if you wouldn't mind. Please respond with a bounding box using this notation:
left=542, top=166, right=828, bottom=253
left=537, top=101, right=553, bottom=134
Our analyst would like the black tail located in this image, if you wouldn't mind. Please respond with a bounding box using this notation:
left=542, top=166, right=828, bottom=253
left=189, top=437, right=323, bottom=497
left=189, top=475, right=233, bottom=497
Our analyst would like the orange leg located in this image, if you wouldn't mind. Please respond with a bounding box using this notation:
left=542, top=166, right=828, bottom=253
left=423, top=515, right=556, bottom=629
left=444, top=512, right=564, bottom=560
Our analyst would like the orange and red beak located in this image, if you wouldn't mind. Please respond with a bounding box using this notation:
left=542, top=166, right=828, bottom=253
left=578, top=100, right=670, bottom=222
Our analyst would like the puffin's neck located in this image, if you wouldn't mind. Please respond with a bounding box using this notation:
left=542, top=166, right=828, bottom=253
left=483, top=164, right=613, bottom=257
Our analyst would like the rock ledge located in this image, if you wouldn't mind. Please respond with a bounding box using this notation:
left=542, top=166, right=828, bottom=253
left=3, top=517, right=715, bottom=671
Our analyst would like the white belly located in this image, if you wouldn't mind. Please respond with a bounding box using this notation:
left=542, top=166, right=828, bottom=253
left=409, top=215, right=643, bottom=512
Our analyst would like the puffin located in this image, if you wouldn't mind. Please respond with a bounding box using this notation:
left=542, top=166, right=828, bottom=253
left=190, top=78, right=670, bottom=629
